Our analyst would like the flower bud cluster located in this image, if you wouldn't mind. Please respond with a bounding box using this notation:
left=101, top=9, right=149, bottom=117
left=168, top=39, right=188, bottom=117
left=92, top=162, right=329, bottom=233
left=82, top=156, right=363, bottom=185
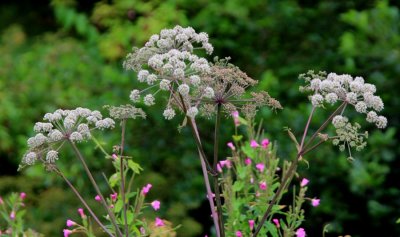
left=300, top=71, right=387, bottom=129
left=20, top=108, right=115, bottom=168
left=332, top=115, right=368, bottom=153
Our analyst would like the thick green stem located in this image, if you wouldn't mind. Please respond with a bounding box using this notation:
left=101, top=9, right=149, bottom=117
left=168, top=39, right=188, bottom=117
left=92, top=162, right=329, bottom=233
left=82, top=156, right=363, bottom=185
left=55, top=168, right=114, bottom=237
left=213, top=104, right=224, bottom=237
left=119, top=119, right=129, bottom=237
left=69, top=141, right=123, bottom=237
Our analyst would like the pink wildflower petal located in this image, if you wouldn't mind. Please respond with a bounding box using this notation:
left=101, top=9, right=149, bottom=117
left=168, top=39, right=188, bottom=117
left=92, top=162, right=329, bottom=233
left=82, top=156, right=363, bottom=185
left=66, top=219, right=76, bottom=227
left=95, top=195, right=101, bottom=202
left=78, top=208, right=85, bottom=218
left=10, top=211, right=15, bottom=220
left=256, top=163, right=265, bottom=172
left=151, top=200, right=161, bottom=211
left=217, top=164, right=222, bottom=173
left=235, top=231, right=243, bottom=237
left=141, top=184, right=152, bottom=195
left=250, top=140, right=259, bottom=148
left=273, top=218, right=280, bottom=228
left=20, top=192, right=26, bottom=200
left=227, top=142, right=236, bottom=151
left=220, top=160, right=232, bottom=168
left=296, top=228, right=306, bottom=237
left=248, top=220, right=255, bottom=230
left=300, top=178, right=309, bottom=187
left=261, top=139, right=270, bottom=148
left=63, top=229, right=73, bottom=237
left=155, top=217, right=165, bottom=227
left=112, top=154, right=118, bottom=160
left=245, top=158, right=252, bottom=165
left=232, top=111, right=239, bottom=118
left=259, top=181, right=267, bottom=190
left=111, top=193, right=118, bottom=201
left=311, top=198, right=320, bottom=207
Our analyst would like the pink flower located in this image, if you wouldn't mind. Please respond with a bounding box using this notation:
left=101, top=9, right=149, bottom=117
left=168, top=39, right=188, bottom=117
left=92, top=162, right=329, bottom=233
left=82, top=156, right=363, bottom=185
left=256, top=163, right=265, bottom=172
left=248, top=220, right=255, bottom=230
left=0, top=197, right=3, bottom=205
left=235, top=231, right=243, bottom=237
left=63, top=229, right=72, bottom=237
left=227, top=142, right=236, bottom=151
left=219, top=160, right=232, bottom=168
left=151, top=200, right=161, bottom=211
left=300, top=178, right=309, bottom=187
left=140, top=227, right=146, bottom=235
left=217, top=164, right=222, bottom=173
left=20, top=192, right=26, bottom=200
left=10, top=211, right=15, bottom=220
left=111, top=193, right=118, bottom=201
left=232, top=111, right=240, bottom=126
left=261, top=139, right=270, bottom=148
left=245, top=158, right=252, bottom=165
left=296, top=228, right=306, bottom=237
left=66, top=219, right=76, bottom=227
left=250, top=140, right=259, bottom=148
left=112, top=154, right=118, bottom=160
left=155, top=217, right=165, bottom=227
left=141, top=184, right=152, bottom=195
left=259, top=181, right=267, bottom=190
left=311, top=198, right=320, bottom=207
left=95, top=195, right=101, bottom=202
left=273, top=218, right=280, bottom=228
left=78, top=208, right=85, bottom=218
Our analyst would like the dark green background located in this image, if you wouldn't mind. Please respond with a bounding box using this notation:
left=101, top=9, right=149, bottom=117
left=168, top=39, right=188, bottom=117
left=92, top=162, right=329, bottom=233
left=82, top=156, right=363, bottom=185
left=0, top=0, right=399, bottom=236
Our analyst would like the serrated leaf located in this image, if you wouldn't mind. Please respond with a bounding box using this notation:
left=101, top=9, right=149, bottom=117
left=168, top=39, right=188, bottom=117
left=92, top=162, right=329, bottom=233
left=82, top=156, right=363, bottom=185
left=128, top=160, right=143, bottom=174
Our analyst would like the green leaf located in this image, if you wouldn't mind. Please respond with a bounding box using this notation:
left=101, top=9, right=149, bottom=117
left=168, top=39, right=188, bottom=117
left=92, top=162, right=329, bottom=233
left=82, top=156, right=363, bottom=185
left=241, top=142, right=255, bottom=158
left=265, top=221, right=279, bottom=237
left=109, top=173, right=120, bottom=188
left=114, top=199, right=123, bottom=213
left=232, top=135, right=243, bottom=142
left=232, top=181, right=245, bottom=192
left=128, top=160, right=143, bottom=174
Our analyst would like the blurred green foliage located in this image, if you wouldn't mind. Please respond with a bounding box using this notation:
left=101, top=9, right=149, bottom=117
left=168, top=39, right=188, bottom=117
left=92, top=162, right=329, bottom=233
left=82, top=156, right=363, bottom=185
left=0, top=0, right=399, bottom=236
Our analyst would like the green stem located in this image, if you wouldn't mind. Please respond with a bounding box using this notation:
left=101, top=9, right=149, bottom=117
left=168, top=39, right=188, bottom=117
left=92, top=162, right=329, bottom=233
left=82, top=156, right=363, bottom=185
left=119, top=119, right=129, bottom=237
left=213, top=104, right=224, bottom=237
left=55, top=168, right=114, bottom=237
left=69, top=141, right=123, bottom=237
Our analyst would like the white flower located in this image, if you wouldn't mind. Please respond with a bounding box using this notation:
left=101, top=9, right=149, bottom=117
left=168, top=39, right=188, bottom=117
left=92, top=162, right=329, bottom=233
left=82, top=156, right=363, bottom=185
left=366, top=111, right=378, bottom=123
left=375, top=116, right=387, bottom=129
left=95, top=118, right=115, bottom=130
left=173, top=68, right=185, bottom=79
left=311, top=94, right=324, bottom=107
left=355, top=101, right=367, bottom=113
left=138, top=70, right=149, bottom=83
left=144, top=94, right=155, bottom=106
left=202, top=43, right=214, bottom=54
left=69, top=131, right=83, bottom=143
left=350, top=81, right=364, bottom=93
left=43, top=112, right=62, bottom=122
left=48, top=129, right=64, bottom=142
left=64, top=117, right=76, bottom=130
left=46, top=150, right=59, bottom=163
left=325, top=93, right=338, bottom=104
left=346, top=92, right=358, bottom=104
left=178, top=84, right=190, bottom=96
left=77, top=124, right=91, bottom=138
left=146, top=74, right=158, bottom=85
left=186, top=107, right=199, bottom=118
left=27, top=133, right=47, bottom=148
left=34, top=122, right=53, bottom=133
left=160, top=79, right=171, bottom=91
left=204, top=87, right=215, bottom=98
left=310, top=79, right=321, bottom=90
left=320, top=80, right=334, bottom=91
left=163, top=108, right=176, bottom=120
left=190, top=75, right=201, bottom=86
left=24, top=152, right=37, bottom=165
left=371, top=96, right=384, bottom=112
left=332, top=115, right=348, bottom=129
left=130, top=89, right=141, bottom=103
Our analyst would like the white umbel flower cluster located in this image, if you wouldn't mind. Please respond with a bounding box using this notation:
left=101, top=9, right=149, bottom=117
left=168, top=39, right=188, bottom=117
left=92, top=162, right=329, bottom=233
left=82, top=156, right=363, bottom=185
left=123, top=25, right=216, bottom=119
left=20, top=107, right=115, bottom=168
left=300, top=71, right=387, bottom=129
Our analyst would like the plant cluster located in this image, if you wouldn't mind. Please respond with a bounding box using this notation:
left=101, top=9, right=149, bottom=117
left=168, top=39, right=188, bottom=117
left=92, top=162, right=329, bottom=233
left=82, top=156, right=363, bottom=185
left=15, top=26, right=387, bottom=237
